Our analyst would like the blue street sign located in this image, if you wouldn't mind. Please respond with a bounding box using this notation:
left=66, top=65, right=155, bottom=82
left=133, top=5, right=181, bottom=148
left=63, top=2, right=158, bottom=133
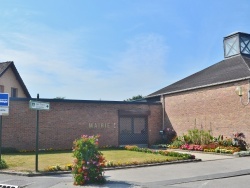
left=0, top=93, right=9, bottom=106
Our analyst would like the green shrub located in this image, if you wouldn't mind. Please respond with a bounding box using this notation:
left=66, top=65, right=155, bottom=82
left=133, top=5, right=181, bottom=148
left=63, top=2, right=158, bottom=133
left=72, top=135, right=106, bottom=186
left=1, top=147, right=19, bottom=154
left=186, top=128, right=213, bottom=145
left=169, top=136, right=184, bottom=148
left=124, top=145, right=195, bottom=159
left=0, top=159, right=8, bottom=169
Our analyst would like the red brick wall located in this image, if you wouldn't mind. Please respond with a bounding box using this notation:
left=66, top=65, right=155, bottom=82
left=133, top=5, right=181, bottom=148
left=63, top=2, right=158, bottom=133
left=2, top=99, right=162, bottom=150
left=164, top=80, right=250, bottom=144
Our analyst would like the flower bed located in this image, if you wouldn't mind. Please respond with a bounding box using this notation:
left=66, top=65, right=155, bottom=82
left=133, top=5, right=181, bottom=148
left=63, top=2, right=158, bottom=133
left=178, top=143, right=240, bottom=154
left=168, top=129, right=247, bottom=154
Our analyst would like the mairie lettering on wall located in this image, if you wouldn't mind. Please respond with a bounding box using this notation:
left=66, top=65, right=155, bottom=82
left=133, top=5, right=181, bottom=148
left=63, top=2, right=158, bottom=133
left=89, top=123, right=116, bottom=129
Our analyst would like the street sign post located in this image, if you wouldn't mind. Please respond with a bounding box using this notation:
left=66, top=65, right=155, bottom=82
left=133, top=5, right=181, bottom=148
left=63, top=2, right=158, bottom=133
left=29, top=95, right=50, bottom=172
left=0, top=93, right=9, bottom=106
left=0, top=107, right=9, bottom=116
left=0, top=93, right=9, bottom=116
left=29, top=100, right=50, bottom=110
left=0, top=93, right=9, bottom=162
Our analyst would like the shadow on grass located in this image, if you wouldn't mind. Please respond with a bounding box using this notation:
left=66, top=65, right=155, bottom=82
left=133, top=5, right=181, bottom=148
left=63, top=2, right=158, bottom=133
left=2, top=150, right=72, bottom=156
left=2, top=147, right=123, bottom=156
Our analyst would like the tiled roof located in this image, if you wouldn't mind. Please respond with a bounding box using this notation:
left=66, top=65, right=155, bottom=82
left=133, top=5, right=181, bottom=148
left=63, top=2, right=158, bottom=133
left=147, top=55, right=250, bottom=98
left=0, top=61, right=12, bottom=76
left=0, top=61, right=31, bottom=98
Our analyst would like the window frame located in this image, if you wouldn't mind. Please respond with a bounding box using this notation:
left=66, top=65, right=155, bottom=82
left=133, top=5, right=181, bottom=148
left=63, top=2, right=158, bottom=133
left=11, top=87, right=18, bottom=97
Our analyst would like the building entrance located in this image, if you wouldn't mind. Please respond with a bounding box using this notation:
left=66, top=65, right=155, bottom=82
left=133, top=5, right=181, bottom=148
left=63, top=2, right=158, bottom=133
left=119, top=116, right=148, bottom=146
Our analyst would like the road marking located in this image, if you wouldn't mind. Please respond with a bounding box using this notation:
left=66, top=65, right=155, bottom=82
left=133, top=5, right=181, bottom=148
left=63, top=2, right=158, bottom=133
left=199, top=181, right=209, bottom=188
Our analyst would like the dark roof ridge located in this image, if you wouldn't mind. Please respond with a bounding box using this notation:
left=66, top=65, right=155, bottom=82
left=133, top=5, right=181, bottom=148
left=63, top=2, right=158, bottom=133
left=147, top=59, right=226, bottom=97
left=146, top=55, right=250, bottom=98
left=146, top=76, right=250, bottom=98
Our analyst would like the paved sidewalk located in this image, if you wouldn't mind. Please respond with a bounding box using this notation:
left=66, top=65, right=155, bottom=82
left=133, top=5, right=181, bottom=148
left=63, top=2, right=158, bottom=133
left=167, top=149, right=235, bottom=161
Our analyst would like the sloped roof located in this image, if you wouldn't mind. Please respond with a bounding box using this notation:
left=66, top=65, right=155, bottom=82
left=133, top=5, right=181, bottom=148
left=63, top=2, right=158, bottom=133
left=0, top=61, right=31, bottom=98
left=147, top=55, right=250, bottom=98
left=0, top=62, right=12, bottom=75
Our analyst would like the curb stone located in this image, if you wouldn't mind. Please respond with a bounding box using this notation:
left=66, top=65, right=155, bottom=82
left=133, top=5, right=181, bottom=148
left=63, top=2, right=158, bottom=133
left=168, top=149, right=238, bottom=157
left=0, top=159, right=201, bottom=177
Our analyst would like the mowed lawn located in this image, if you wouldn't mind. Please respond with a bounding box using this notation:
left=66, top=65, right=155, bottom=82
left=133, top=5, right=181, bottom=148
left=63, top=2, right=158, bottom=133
left=1, top=150, right=178, bottom=172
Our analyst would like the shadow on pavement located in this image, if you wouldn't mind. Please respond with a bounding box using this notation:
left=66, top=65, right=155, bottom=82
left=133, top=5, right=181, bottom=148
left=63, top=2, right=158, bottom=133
left=89, top=180, right=140, bottom=188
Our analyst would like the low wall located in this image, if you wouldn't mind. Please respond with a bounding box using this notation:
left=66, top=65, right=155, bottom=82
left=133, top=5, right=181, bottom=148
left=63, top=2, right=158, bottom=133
left=2, top=98, right=162, bottom=150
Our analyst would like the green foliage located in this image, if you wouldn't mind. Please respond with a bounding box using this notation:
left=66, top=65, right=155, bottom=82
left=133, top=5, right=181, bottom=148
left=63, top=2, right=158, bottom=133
left=1, top=147, right=19, bottom=154
left=54, top=97, right=65, bottom=99
left=169, top=136, right=185, bottom=148
left=214, top=146, right=239, bottom=154
left=0, top=159, right=8, bottom=169
left=125, top=95, right=144, bottom=101
left=186, top=128, right=213, bottom=145
left=232, top=132, right=247, bottom=150
left=124, top=145, right=195, bottom=159
left=72, top=135, right=106, bottom=186
left=221, top=138, right=233, bottom=147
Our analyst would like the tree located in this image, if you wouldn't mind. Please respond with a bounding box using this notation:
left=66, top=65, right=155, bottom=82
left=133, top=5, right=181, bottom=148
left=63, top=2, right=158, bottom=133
left=125, top=95, right=144, bottom=101
left=54, top=97, right=65, bottom=99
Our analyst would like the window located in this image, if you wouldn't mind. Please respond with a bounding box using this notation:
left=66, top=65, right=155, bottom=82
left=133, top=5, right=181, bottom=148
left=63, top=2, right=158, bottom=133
left=224, top=35, right=239, bottom=58
left=134, top=118, right=146, bottom=134
left=0, top=85, right=4, bottom=93
left=240, top=36, right=250, bottom=55
left=11, top=88, right=18, bottom=97
left=120, top=117, right=132, bottom=134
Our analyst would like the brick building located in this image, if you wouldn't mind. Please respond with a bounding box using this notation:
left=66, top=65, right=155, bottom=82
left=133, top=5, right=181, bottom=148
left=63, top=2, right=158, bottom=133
left=2, top=32, right=250, bottom=150
left=0, top=61, right=163, bottom=150
left=2, top=99, right=162, bottom=150
left=146, top=32, right=250, bottom=143
left=0, top=62, right=162, bottom=150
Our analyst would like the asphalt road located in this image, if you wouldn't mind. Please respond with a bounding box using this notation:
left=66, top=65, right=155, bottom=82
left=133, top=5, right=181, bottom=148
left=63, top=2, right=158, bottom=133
left=0, top=153, right=249, bottom=188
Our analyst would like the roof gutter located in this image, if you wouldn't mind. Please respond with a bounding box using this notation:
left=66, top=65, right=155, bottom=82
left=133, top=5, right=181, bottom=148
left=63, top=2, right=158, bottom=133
left=146, top=76, right=250, bottom=98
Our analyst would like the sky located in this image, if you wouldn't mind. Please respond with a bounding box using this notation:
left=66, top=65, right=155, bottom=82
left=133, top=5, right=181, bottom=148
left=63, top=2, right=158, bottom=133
left=0, top=0, right=250, bottom=101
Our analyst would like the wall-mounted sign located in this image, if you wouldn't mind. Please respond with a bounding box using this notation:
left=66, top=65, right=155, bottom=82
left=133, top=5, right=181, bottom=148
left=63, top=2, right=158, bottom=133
left=89, top=123, right=115, bottom=129
left=29, top=100, right=50, bottom=111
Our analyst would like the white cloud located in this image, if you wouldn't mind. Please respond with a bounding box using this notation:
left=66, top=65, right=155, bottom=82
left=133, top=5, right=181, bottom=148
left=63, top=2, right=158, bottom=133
left=0, top=17, right=169, bottom=100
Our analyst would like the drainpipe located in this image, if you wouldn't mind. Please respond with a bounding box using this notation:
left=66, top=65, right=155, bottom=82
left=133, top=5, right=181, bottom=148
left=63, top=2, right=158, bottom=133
left=161, top=95, right=165, bottom=130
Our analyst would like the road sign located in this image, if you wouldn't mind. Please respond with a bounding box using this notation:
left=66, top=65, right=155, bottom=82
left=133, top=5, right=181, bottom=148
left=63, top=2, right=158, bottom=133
left=0, top=107, right=9, bottom=115
left=0, top=93, right=9, bottom=107
left=29, top=100, right=50, bottom=110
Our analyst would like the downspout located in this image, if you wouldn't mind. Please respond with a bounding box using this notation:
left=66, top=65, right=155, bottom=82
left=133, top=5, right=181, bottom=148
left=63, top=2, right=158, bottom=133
left=161, top=95, right=165, bottom=130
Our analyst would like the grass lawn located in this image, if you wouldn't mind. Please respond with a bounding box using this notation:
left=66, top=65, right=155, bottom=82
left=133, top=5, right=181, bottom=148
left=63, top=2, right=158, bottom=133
left=1, top=150, right=181, bottom=172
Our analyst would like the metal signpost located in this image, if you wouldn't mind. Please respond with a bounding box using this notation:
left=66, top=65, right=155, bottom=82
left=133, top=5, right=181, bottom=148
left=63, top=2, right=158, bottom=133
left=0, top=93, right=9, bottom=162
left=29, top=100, right=50, bottom=111
left=29, top=94, right=50, bottom=172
